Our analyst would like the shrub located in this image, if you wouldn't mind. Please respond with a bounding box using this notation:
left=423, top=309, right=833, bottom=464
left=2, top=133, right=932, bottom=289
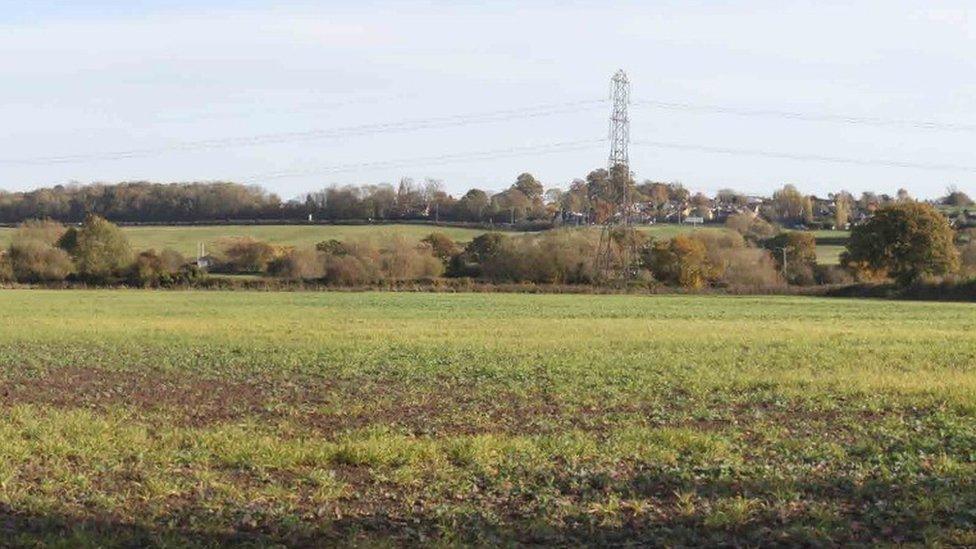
left=218, top=237, right=278, bottom=273
left=316, top=235, right=442, bottom=284
left=763, top=232, right=818, bottom=285
left=725, top=213, right=778, bottom=243
left=0, top=252, right=14, bottom=282
left=8, top=240, right=75, bottom=282
left=60, top=215, right=133, bottom=281
left=721, top=248, right=784, bottom=288
left=130, top=249, right=192, bottom=287
left=380, top=236, right=443, bottom=280
left=315, top=239, right=350, bottom=256
left=457, top=230, right=598, bottom=284
left=269, top=248, right=326, bottom=280
left=449, top=233, right=508, bottom=279
left=323, top=254, right=376, bottom=285
left=7, top=220, right=74, bottom=283
left=816, top=264, right=854, bottom=285
left=421, top=232, right=459, bottom=263
left=960, top=242, right=976, bottom=277
left=13, top=219, right=67, bottom=245
left=842, top=202, right=959, bottom=285
left=646, top=235, right=710, bottom=288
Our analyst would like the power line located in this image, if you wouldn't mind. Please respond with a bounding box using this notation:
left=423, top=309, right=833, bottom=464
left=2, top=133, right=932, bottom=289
left=631, top=99, right=976, bottom=133
left=632, top=140, right=976, bottom=173
left=244, top=139, right=606, bottom=182
left=2, top=99, right=607, bottom=166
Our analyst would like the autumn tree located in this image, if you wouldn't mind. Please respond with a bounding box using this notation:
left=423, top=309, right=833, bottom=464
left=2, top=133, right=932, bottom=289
left=764, top=231, right=818, bottom=284
left=833, top=191, right=853, bottom=229
left=646, top=235, right=710, bottom=289
left=842, top=202, right=959, bottom=285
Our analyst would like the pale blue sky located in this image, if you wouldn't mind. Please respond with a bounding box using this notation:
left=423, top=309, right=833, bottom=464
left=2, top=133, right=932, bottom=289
left=1, top=1, right=974, bottom=199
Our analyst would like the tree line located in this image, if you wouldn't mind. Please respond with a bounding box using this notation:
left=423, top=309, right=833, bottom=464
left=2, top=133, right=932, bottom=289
left=3, top=175, right=971, bottom=227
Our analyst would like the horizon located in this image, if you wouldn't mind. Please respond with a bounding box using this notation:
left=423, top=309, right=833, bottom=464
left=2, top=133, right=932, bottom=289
left=2, top=1, right=974, bottom=200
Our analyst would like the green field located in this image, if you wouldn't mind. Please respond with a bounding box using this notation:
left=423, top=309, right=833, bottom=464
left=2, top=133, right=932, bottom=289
left=0, top=224, right=492, bottom=258
left=0, top=291, right=973, bottom=545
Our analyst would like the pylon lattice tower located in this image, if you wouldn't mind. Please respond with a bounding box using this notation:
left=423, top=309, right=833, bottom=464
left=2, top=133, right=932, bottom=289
left=608, top=69, right=630, bottom=172
left=597, top=70, right=639, bottom=280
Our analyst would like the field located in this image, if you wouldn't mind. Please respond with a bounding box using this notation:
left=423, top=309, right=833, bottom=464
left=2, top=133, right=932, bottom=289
left=0, top=291, right=973, bottom=545
left=0, top=224, right=491, bottom=258
left=0, top=223, right=846, bottom=264
left=812, top=229, right=850, bottom=266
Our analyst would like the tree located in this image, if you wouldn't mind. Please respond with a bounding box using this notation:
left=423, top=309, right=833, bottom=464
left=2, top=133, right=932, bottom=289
left=768, top=184, right=809, bottom=226
left=715, top=188, right=747, bottom=207
left=942, top=185, right=974, bottom=207
left=8, top=241, right=74, bottom=282
left=764, top=231, right=818, bottom=284
left=842, top=202, right=959, bottom=285
left=457, top=189, right=490, bottom=221
left=492, top=189, right=531, bottom=223
left=834, top=191, right=853, bottom=229
left=513, top=173, right=544, bottom=202
left=421, top=232, right=459, bottom=263
left=60, top=215, right=132, bottom=281
left=646, top=235, right=710, bottom=289
left=725, top=213, right=778, bottom=243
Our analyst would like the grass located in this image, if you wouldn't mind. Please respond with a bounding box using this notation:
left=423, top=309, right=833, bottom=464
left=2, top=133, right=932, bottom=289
left=0, top=291, right=973, bottom=545
left=0, top=224, right=492, bottom=257
left=813, top=229, right=850, bottom=265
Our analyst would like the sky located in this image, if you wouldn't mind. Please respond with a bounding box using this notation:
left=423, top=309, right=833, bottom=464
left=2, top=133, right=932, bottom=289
left=1, top=0, right=974, bottom=200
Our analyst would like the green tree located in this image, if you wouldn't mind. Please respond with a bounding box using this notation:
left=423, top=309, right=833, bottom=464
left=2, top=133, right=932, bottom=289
left=842, top=202, right=959, bottom=285
left=457, top=189, right=490, bottom=221
left=60, top=215, right=133, bottom=280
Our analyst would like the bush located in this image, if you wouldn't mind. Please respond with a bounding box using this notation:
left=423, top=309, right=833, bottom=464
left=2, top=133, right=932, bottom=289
left=646, top=234, right=710, bottom=288
left=421, top=232, right=459, bottom=263
left=217, top=237, right=278, bottom=273
left=454, top=230, right=598, bottom=284
left=8, top=240, right=75, bottom=282
left=60, top=215, right=133, bottom=281
left=763, top=232, right=818, bottom=285
left=960, top=242, right=976, bottom=277
left=714, top=247, right=784, bottom=288
left=448, top=233, right=508, bottom=278
left=725, top=213, right=778, bottom=243
left=268, top=249, right=326, bottom=280
left=129, top=249, right=192, bottom=287
left=13, top=219, right=67, bottom=245
left=316, top=235, right=442, bottom=284
left=816, top=264, right=854, bottom=285
left=0, top=252, right=14, bottom=282
left=7, top=220, right=74, bottom=283
left=381, top=236, right=443, bottom=280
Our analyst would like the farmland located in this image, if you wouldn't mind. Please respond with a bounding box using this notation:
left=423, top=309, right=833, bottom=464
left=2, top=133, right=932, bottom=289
left=0, top=222, right=847, bottom=263
left=0, top=224, right=491, bottom=258
left=0, top=291, right=973, bottom=545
